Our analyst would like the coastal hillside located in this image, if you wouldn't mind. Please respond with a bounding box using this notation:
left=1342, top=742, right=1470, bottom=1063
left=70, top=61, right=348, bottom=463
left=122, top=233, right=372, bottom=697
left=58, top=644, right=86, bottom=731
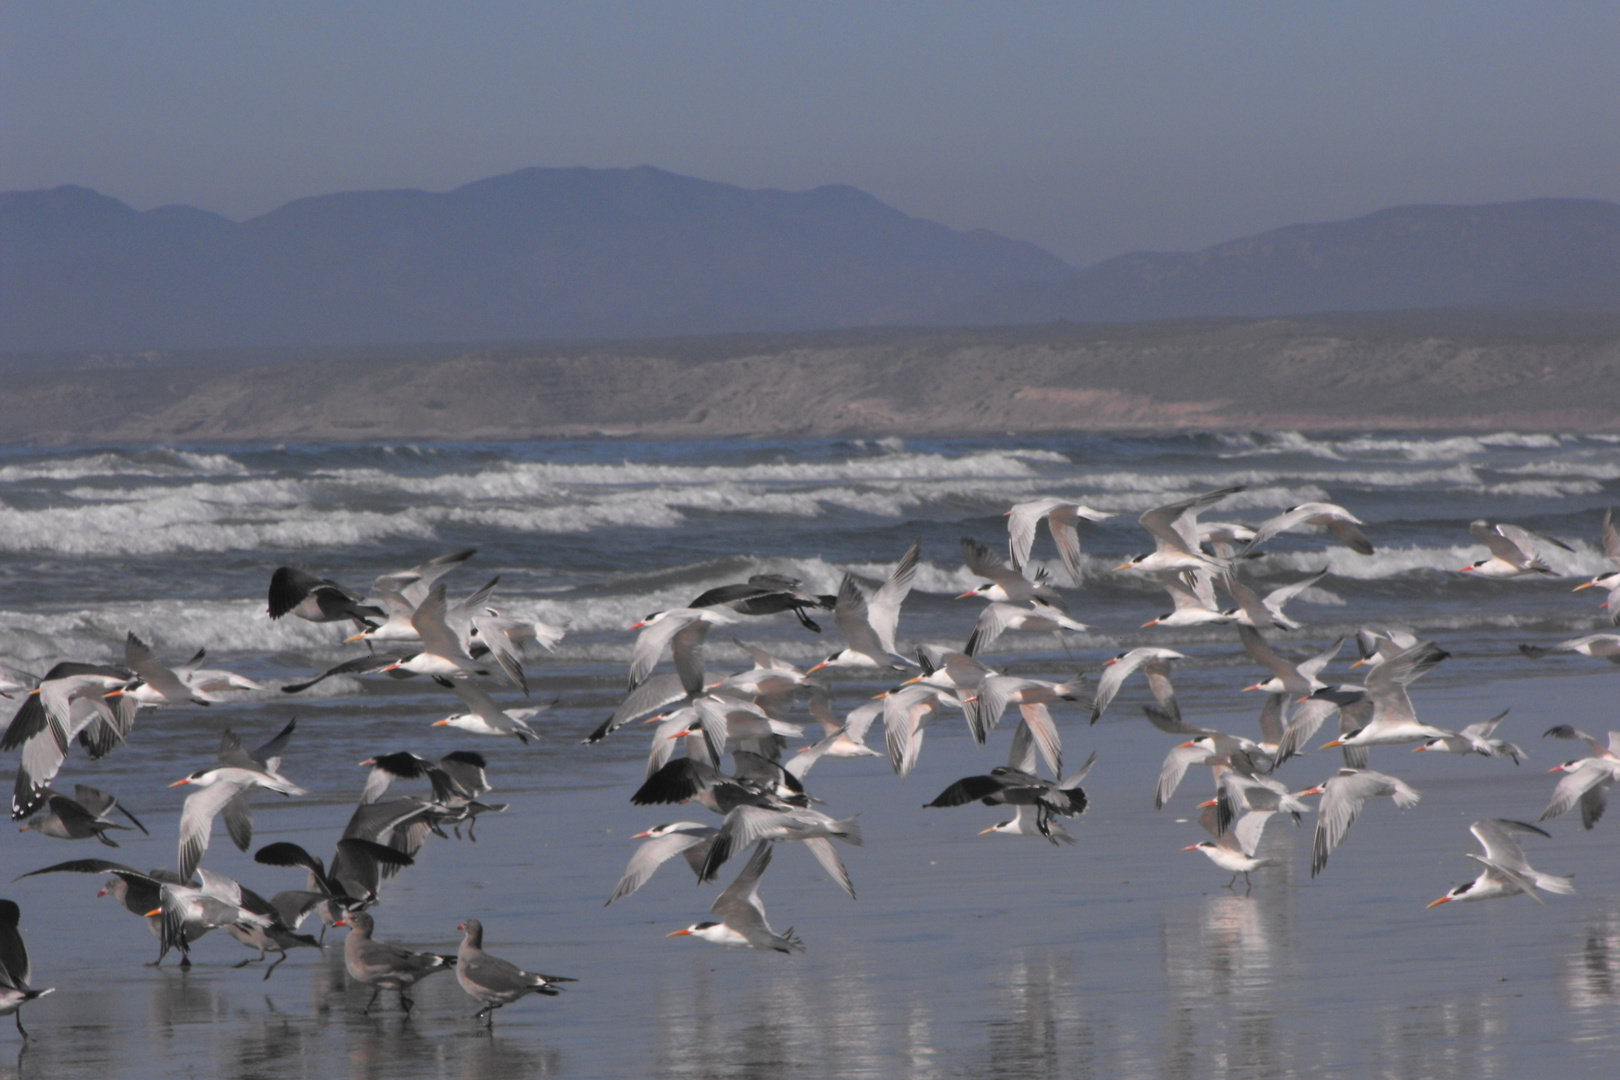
left=4, top=313, right=1618, bottom=444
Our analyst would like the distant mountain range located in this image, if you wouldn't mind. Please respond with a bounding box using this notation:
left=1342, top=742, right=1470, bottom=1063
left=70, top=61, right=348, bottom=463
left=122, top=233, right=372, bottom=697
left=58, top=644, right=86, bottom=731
left=2, top=166, right=1616, bottom=351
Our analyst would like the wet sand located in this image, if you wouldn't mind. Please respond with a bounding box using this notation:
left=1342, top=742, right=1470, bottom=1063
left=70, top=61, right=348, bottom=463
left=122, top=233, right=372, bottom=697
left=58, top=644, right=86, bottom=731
left=4, top=661, right=1618, bottom=1080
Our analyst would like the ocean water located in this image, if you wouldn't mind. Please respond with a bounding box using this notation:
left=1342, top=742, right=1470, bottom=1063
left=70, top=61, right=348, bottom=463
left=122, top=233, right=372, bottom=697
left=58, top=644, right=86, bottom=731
left=1, top=431, right=1618, bottom=1079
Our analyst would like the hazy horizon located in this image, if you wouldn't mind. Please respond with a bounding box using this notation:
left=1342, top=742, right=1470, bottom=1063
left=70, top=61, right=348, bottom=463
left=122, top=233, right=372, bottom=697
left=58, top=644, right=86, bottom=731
left=4, top=3, right=1617, bottom=267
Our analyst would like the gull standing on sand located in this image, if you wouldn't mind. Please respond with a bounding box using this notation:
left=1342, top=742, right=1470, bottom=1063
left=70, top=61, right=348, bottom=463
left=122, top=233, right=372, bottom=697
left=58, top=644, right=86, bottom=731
left=455, top=918, right=574, bottom=1026
left=336, top=912, right=455, bottom=1014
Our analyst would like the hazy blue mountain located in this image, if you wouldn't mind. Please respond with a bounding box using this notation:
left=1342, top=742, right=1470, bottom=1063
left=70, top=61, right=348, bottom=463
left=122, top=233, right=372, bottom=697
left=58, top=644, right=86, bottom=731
left=0, top=167, right=1071, bottom=351
left=1042, top=199, right=1620, bottom=321
left=2, top=167, right=1616, bottom=352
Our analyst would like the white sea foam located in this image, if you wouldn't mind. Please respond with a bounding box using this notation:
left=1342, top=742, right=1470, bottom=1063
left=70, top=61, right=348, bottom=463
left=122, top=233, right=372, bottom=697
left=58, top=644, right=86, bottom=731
left=1480, top=480, right=1604, bottom=498
left=0, top=496, right=434, bottom=556
left=0, top=597, right=342, bottom=666
left=1496, top=460, right=1620, bottom=480
left=0, top=449, right=249, bottom=483
left=313, top=449, right=1053, bottom=493
left=1258, top=541, right=1611, bottom=580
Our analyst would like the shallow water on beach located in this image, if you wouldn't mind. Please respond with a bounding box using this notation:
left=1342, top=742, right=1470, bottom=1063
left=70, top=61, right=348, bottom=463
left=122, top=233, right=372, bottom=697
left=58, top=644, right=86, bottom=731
left=2, top=432, right=1618, bottom=1078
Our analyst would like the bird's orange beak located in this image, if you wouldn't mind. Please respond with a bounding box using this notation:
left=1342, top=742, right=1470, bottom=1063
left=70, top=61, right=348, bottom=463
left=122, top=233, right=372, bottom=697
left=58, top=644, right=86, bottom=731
left=1320, top=738, right=1343, bottom=749
left=627, top=621, right=646, bottom=631
left=144, top=908, right=162, bottom=917
left=1572, top=581, right=1596, bottom=592
left=344, top=632, right=367, bottom=643
left=432, top=719, right=450, bottom=726
left=978, top=825, right=998, bottom=835
left=1141, top=619, right=1159, bottom=628
left=666, top=928, right=692, bottom=937
left=1425, top=896, right=1452, bottom=909
left=333, top=919, right=349, bottom=927
left=806, top=661, right=828, bottom=674
left=1113, top=563, right=1133, bottom=572
left=168, top=778, right=191, bottom=787
left=1181, top=844, right=1200, bottom=851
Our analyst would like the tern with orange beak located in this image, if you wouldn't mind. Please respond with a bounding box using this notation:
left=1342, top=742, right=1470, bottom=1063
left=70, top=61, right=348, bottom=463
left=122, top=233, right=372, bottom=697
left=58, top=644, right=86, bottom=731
left=1426, top=820, right=1573, bottom=908
left=807, top=540, right=921, bottom=674
left=667, top=840, right=803, bottom=954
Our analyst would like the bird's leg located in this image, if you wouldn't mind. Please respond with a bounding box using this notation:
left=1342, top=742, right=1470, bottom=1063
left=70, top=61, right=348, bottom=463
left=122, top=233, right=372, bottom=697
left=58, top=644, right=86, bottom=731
left=363, top=987, right=380, bottom=1015
left=263, top=950, right=288, bottom=981
left=14, top=1013, right=26, bottom=1039
left=1243, top=871, right=1253, bottom=893
left=399, top=990, right=414, bottom=1014
left=1225, top=873, right=1239, bottom=890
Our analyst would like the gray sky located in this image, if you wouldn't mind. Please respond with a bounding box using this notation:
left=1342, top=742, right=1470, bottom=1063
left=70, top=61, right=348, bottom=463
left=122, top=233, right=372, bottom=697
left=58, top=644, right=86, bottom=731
left=3, top=1, right=1616, bottom=267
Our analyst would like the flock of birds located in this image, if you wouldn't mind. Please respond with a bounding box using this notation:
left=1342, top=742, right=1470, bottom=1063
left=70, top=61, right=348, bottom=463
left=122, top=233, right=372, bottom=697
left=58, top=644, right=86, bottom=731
left=4, top=492, right=1620, bottom=1040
